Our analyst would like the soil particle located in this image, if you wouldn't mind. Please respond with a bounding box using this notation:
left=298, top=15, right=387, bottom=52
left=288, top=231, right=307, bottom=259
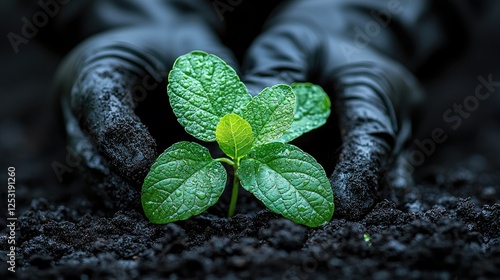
left=258, top=219, right=307, bottom=251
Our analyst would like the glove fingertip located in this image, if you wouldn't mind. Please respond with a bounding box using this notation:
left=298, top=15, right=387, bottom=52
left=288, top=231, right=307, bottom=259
left=330, top=169, right=377, bottom=220
left=96, top=117, right=157, bottom=187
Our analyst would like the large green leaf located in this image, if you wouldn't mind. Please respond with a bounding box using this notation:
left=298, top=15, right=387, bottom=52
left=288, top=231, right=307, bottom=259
left=240, top=84, right=295, bottom=146
left=276, top=83, right=331, bottom=143
left=238, top=142, right=334, bottom=227
left=142, top=141, right=227, bottom=224
left=167, top=51, right=252, bottom=142
left=216, top=113, right=255, bottom=160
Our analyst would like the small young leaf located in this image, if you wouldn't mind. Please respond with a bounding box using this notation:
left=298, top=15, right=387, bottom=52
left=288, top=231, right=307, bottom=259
left=216, top=113, right=255, bottom=160
left=238, top=142, right=334, bottom=227
left=142, top=141, right=227, bottom=224
left=240, top=84, right=295, bottom=146
left=167, top=51, right=252, bottom=142
left=275, top=83, right=331, bottom=143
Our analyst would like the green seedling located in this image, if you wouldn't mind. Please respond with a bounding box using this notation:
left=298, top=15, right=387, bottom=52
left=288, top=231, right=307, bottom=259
left=141, top=51, right=334, bottom=227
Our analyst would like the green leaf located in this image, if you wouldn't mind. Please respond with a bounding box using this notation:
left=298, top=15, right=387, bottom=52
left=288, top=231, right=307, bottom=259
left=238, top=142, right=334, bottom=227
left=216, top=113, right=255, bottom=160
left=142, top=141, right=227, bottom=224
left=275, top=83, right=331, bottom=143
left=167, top=51, right=252, bottom=142
left=240, top=84, right=295, bottom=146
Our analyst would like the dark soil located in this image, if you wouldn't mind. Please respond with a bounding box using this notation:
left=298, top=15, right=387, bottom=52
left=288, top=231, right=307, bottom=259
left=1, top=159, right=499, bottom=279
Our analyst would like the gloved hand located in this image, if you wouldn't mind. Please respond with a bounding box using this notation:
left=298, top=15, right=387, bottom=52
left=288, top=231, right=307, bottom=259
left=242, top=0, right=426, bottom=220
left=52, top=0, right=238, bottom=209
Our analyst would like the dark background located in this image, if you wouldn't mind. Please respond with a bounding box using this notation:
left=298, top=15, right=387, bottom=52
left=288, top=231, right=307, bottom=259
left=0, top=1, right=72, bottom=211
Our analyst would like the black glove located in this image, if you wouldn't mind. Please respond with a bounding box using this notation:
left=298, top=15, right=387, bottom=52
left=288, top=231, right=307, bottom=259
left=52, top=0, right=238, bottom=209
left=242, top=0, right=428, bottom=219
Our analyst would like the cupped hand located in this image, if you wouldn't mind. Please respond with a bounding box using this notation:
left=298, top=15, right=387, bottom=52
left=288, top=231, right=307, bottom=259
left=53, top=1, right=240, bottom=208
left=242, top=0, right=424, bottom=220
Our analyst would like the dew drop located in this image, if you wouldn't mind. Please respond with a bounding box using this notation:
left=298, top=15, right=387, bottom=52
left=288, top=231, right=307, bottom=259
left=196, top=191, right=206, bottom=199
left=175, top=190, right=182, bottom=197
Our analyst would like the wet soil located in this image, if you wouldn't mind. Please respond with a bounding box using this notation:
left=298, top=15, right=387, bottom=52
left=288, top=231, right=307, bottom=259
left=1, top=161, right=499, bottom=279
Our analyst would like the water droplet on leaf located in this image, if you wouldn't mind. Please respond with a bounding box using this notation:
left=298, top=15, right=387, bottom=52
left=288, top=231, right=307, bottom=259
left=196, top=191, right=206, bottom=199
